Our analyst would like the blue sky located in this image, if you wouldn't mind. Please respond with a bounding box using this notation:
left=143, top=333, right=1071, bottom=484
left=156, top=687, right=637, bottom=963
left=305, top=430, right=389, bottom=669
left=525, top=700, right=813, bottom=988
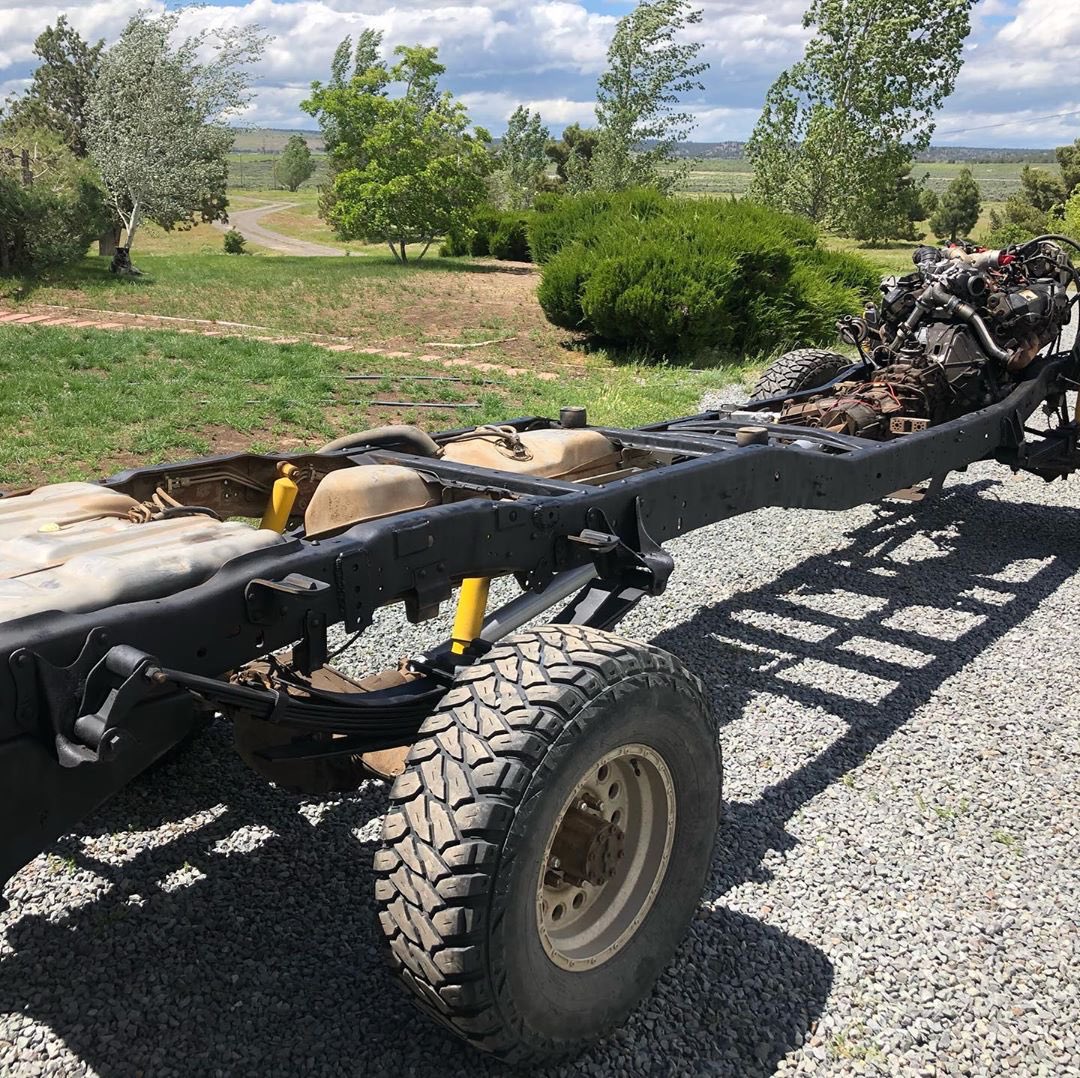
left=1, top=0, right=1079, bottom=147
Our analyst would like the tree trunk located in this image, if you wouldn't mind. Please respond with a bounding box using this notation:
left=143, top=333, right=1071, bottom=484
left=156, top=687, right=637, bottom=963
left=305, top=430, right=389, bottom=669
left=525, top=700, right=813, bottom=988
left=400, top=239, right=408, bottom=263
left=108, top=203, right=143, bottom=275
left=125, top=205, right=142, bottom=253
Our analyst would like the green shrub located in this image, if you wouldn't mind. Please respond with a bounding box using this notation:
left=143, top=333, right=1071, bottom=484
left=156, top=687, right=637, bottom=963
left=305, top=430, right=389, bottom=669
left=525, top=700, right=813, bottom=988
left=491, top=214, right=531, bottom=261
left=223, top=229, right=248, bottom=255
left=0, top=132, right=106, bottom=275
left=468, top=206, right=503, bottom=257
left=440, top=206, right=534, bottom=261
left=982, top=219, right=1041, bottom=249
left=536, top=241, right=592, bottom=329
left=1059, top=191, right=1080, bottom=241
left=796, top=246, right=880, bottom=296
left=528, top=188, right=666, bottom=264
left=535, top=192, right=877, bottom=360
left=439, top=223, right=471, bottom=257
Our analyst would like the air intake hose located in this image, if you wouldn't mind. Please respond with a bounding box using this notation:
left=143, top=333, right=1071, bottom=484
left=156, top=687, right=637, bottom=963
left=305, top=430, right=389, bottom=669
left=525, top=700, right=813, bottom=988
left=924, top=284, right=1014, bottom=365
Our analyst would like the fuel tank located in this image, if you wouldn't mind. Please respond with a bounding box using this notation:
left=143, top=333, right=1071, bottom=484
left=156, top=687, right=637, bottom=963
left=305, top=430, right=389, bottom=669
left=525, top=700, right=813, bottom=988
left=0, top=483, right=283, bottom=623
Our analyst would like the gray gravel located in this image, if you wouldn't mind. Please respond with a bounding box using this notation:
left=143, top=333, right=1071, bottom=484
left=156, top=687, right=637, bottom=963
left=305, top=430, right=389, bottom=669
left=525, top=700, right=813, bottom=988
left=3, top=384, right=1080, bottom=1077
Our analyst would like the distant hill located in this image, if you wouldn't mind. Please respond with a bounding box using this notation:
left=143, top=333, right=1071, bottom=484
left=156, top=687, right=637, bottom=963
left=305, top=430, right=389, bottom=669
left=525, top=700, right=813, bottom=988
left=232, top=128, right=326, bottom=154
left=231, top=128, right=1059, bottom=166
left=666, top=142, right=1058, bottom=164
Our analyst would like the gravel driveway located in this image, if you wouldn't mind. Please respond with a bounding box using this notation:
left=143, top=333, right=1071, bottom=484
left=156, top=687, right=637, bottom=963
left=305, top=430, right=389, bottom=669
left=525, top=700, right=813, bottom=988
left=214, top=201, right=348, bottom=257
left=2, top=392, right=1079, bottom=1076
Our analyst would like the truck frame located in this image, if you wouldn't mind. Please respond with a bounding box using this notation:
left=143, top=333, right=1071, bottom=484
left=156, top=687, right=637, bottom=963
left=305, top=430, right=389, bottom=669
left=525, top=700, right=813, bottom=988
left=2, top=349, right=1077, bottom=1064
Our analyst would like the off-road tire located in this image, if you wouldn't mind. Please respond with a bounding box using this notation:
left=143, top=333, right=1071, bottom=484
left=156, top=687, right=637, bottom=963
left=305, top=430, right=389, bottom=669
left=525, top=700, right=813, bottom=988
left=374, top=624, right=721, bottom=1065
left=751, top=347, right=853, bottom=401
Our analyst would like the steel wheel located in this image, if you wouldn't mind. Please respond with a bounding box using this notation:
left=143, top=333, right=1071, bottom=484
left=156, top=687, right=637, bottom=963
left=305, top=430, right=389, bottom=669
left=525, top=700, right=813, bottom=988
left=537, top=744, right=676, bottom=971
left=376, top=625, right=722, bottom=1065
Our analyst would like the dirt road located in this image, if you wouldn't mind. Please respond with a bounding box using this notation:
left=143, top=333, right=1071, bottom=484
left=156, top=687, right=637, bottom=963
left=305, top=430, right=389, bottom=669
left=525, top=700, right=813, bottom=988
left=215, top=201, right=348, bottom=257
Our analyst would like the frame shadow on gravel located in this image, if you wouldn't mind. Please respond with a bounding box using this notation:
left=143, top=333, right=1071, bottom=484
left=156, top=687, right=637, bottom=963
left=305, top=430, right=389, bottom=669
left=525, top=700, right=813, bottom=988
left=1, top=479, right=1077, bottom=1078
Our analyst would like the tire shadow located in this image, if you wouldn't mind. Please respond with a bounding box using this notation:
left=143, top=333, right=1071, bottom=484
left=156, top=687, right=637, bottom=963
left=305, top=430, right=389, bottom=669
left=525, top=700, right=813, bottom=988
left=654, top=480, right=1079, bottom=902
left=640, top=479, right=1080, bottom=1074
left=2, top=479, right=1077, bottom=1077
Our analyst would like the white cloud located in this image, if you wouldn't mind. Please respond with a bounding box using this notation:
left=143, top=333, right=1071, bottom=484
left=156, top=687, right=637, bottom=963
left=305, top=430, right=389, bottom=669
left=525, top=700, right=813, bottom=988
left=934, top=102, right=1080, bottom=146
left=0, top=2, right=154, bottom=68
left=955, top=0, right=1080, bottom=95
left=457, top=90, right=597, bottom=129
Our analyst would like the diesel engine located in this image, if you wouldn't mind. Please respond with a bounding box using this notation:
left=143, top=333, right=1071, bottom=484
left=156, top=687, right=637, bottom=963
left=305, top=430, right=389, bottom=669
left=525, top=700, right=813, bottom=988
left=777, top=238, right=1078, bottom=439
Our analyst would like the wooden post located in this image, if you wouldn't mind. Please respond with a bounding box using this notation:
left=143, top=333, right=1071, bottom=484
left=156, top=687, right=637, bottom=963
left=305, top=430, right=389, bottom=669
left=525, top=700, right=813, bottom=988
left=20, top=149, right=32, bottom=188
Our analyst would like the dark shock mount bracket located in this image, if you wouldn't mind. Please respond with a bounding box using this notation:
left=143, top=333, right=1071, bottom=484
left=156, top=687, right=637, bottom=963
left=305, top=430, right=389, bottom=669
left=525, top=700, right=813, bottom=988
left=557, top=498, right=674, bottom=632
left=245, top=573, right=332, bottom=674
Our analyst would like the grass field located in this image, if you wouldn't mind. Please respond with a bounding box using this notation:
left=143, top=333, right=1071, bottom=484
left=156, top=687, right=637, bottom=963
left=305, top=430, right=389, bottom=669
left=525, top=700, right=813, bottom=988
left=223, top=146, right=1044, bottom=278
left=0, top=324, right=741, bottom=489
left=674, top=157, right=1054, bottom=203
left=228, top=153, right=329, bottom=191
left=232, top=188, right=344, bottom=247
left=232, top=129, right=325, bottom=154
left=4, top=251, right=585, bottom=368
left=825, top=202, right=1011, bottom=276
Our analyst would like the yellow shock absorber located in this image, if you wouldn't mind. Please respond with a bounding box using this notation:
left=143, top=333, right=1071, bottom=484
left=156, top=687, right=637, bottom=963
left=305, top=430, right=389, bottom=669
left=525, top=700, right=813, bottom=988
left=260, top=463, right=301, bottom=533
left=451, top=577, right=492, bottom=655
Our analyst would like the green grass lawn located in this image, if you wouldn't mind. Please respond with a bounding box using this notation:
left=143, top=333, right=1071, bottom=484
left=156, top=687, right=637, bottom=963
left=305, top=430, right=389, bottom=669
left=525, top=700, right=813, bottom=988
left=0, top=325, right=743, bottom=488
left=3, top=251, right=547, bottom=349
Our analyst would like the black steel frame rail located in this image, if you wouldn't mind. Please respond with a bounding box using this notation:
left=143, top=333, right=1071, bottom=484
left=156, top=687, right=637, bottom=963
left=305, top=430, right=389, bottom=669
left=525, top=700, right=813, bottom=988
left=0, top=355, right=1072, bottom=694
left=0, top=352, right=1074, bottom=896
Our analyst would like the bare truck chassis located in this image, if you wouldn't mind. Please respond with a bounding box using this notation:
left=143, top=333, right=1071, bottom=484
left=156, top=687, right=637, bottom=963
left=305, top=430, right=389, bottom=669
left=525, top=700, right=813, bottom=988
left=2, top=350, right=1078, bottom=1064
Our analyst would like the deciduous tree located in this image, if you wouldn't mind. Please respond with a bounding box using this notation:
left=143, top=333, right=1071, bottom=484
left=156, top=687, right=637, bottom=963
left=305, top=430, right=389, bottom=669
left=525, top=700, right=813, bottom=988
left=86, top=11, right=266, bottom=267
left=274, top=135, right=316, bottom=192
left=1056, top=139, right=1080, bottom=199
left=1019, top=165, right=1066, bottom=214
left=985, top=195, right=1047, bottom=246
left=846, top=154, right=935, bottom=243
left=748, top=0, right=975, bottom=235
left=589, top=0, right=707, bottom=193
left=1061, top=190, right=1080, bottom=239
left=982, top=167, right=1064, bottom=246
left=307, top=46, right=492, bottom=262
left=492, top=106, right=550, bottom=209
left=304, top=30, right=385, bottom=223
left=546, top=124, right=598, bottom=189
